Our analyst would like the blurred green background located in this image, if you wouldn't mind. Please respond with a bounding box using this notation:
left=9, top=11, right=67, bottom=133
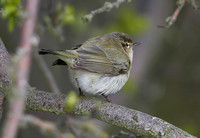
left=0, top=0, right=200, bottom=137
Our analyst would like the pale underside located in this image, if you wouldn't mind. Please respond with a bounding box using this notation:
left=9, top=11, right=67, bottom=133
left=69, top=69, right=130, bottom=95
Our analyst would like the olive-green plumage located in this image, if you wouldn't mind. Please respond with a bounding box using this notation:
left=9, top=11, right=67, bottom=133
left=39, top=32, right=140, bottom=101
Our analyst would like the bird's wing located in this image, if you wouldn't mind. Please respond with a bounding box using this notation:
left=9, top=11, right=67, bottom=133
left=71, top=45, right=130, bottom=75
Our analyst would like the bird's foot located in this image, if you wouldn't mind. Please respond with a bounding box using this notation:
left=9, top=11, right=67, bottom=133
left=79, top=88, right=85, bottom=97
left=101, top=94, right=111, bottom=102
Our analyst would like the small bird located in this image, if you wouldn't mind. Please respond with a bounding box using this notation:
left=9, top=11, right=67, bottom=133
left=39, top=32, right=140, bottom=102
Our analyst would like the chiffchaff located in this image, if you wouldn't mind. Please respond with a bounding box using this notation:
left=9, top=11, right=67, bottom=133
left=39, top=32, right=140, bottom=102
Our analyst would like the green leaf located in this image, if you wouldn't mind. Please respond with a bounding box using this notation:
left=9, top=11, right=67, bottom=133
left=0, top=0, right=22, bottom=31
left=64, top=91, right=79, bottom=112
left=8, top=18, right=15, bottom=31
left=2, top=5, right=17, bottom=18
left=61, top=5, right=75, bottom=25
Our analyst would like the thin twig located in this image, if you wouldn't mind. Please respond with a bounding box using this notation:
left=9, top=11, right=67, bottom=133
left=21, top=115, right=74, bottom=138
left=65, top=116, right=80, bottom=137
left=158, top=0, right=199, bottom=28
left=190, top=0, right=199, bottom=10
left=167, top=0, right=186, bottom=28
left=82, top=0, right=128, bottom=22
left=2, top=0, right=40, bottom=138
left=158, top=0, right=186, bottom=28
left=34, top=51, right=61, bottom=94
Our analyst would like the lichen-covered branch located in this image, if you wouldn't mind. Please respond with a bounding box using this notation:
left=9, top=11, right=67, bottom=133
left=82, top=0, right=128, bottom=22
left=25, top=89, right=196, bottom=138
left=0, top=39, right=10, bottom=120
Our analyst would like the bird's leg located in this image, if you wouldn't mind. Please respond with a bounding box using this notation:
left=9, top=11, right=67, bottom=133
left=75, top=77, right=85, bottom=97
left=101, top=94, right=111, bottom=102
left=79, top=88, right=85, bottom=97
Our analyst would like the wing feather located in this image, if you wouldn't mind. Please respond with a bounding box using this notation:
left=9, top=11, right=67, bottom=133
left=71, top=45, right=130, bottom=75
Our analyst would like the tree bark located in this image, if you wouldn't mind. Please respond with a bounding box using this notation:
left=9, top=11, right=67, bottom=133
left=0, top=39, right=10, bottom=119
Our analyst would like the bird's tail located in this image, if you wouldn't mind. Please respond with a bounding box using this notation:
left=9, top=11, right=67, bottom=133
left=38, top=48, right=77, bottom=66
left=39, top=48, right=59, bottom=55
left=39, top=48, right=77, bottom=58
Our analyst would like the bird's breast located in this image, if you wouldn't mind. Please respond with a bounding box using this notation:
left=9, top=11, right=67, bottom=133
left=71, top=70, right=130, bottom=95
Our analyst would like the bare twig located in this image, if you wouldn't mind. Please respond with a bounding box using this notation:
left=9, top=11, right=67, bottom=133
left=21, top=115, right=74, bottom=138
left=166, top=0, right=186, bottom=28
left=34, top=51, right=61, bottom=94
left=2, top=0, right=40, bottom=138
left=160, top=0, right=199, bottom=28
left=82, top=0, right=128, bottom=22
left=64, top=117, right=80, bottom=137
left=190, top=0, right=199, bottom=10
left=157, top=0, right=186, bottom=28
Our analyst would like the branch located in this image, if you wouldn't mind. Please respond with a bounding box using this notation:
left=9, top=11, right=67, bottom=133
left=0, top=39, right=10, bottom=119
left=25, top=89, right=196, bottom=138
left=165, top=0, right=186, bottom=28
left=160, top=0, right=199, bottom=28
left=189, top=0, right=199, bottom=10
left=82, top=0, right=128, bottom=22
left=2, top=0, right=40, bottom=138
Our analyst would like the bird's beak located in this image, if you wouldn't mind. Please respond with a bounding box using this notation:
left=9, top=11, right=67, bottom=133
left=132, top=42, right=141, bottom=47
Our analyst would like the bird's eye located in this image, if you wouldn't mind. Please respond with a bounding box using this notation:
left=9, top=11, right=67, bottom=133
left=125, top=43, right=129, bottom=47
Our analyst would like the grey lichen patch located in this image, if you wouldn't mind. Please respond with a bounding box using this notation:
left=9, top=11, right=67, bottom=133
left=25, top=89, right=66, bottom=115
left=74, top=97, right=104, bottom=116
left=146, top=129, right=158, bottom=137
left=132, top=114, right=139, bottom=123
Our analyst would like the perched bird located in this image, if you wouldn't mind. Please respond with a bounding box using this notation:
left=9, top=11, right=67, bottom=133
left=39, top=32, right=140, bottom=102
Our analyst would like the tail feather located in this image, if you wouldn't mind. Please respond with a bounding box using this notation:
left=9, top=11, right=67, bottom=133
left=38, top=48, right=77, bottom=66
left=38, top=49, right=55, bottom=55
left=52, top=59, right=67, bottom=66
